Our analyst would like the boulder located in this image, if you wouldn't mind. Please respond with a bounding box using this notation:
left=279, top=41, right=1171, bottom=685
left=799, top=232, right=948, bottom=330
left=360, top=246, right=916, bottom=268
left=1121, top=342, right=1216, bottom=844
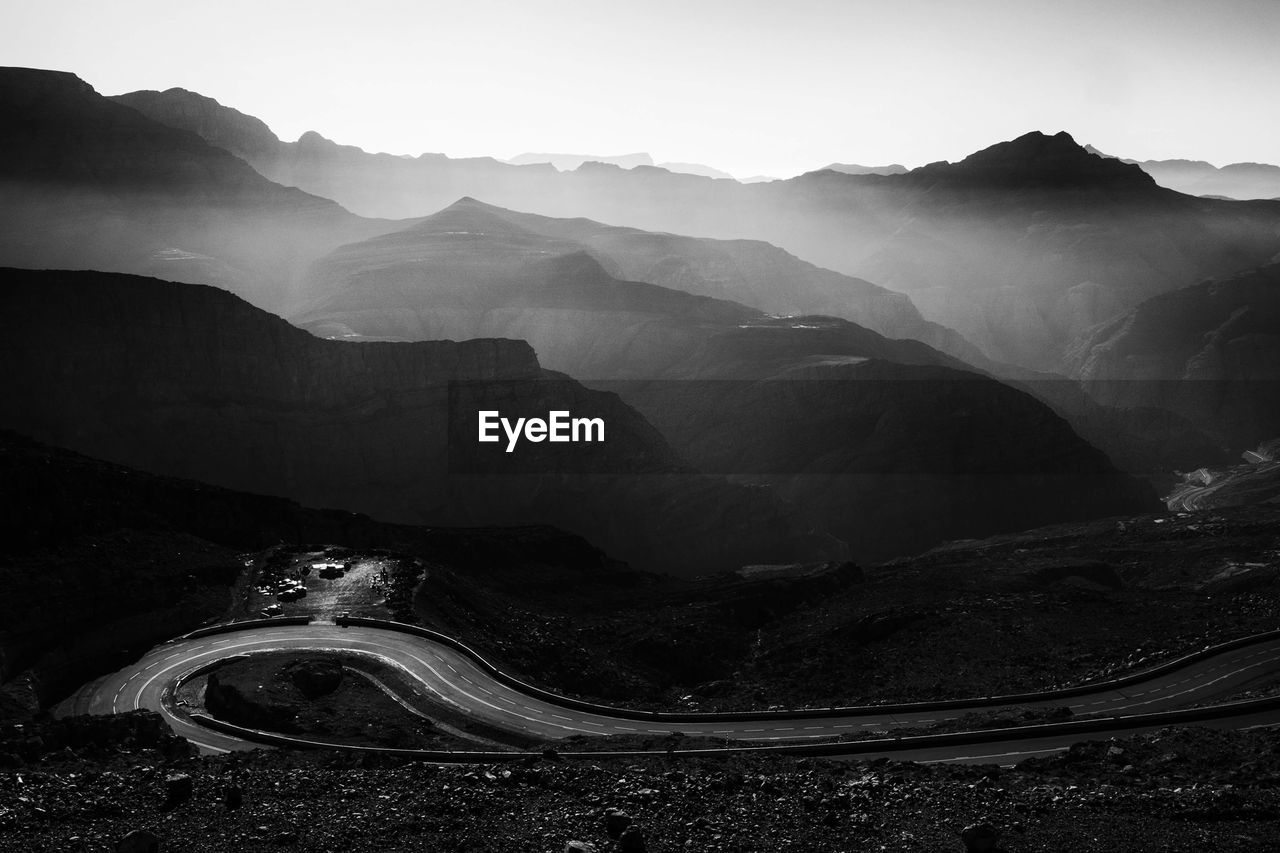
left=222, top=782, right=243, bottom=810
left=603, top=808, right=632, bottom=838
left=117, top=828, right=161, bottom=853
left=162, top=773, right=192, bottom=809
left=619, top=827, right=646, bottom=853
left=960, top=822, right=1001, bottom=852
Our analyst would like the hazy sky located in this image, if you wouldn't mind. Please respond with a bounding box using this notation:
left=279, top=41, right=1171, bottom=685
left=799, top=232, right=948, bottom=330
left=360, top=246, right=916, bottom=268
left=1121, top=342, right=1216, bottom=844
left=5, top=0, right=1279, bottom=178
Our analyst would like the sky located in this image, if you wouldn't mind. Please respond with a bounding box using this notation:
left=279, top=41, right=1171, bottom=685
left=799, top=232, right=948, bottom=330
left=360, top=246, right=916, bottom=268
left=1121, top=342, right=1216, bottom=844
left=4, top=0, right=1279, bottom=178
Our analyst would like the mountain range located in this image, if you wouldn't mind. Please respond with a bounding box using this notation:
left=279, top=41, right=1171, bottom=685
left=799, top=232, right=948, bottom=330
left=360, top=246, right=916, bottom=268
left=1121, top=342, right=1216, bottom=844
left=0, top=267, right=838, bottom=576
left=110, top=84, right=1280, bottom=373
left=0, top=69, right=399, bottom=314
left=5, top=66, right=1274, bottom=567
left=1085, top=145, right=1280, bottom=201
left=505, top=151, right=736, bottom=180
left=295, top=195, right=986, bottom=369
left=1066, top=261, right=1280, bottom=449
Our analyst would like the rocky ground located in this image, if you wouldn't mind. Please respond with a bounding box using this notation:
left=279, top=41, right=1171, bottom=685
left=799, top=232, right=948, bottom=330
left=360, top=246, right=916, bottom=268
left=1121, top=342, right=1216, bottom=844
left=12, top=428, right=1280, bottom=725
left=401, top=505, right=1280, bottom=712
left=197, top=652, right=536, bottom=751
left=2, top=713, right=1280, bottom=851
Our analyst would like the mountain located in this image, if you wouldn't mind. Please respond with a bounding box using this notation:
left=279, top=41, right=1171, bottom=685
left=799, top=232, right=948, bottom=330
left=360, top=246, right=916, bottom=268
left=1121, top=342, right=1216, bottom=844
left=771, top=133, right=1280, bottom=370
left=472, top=200, right=984, bottom=360
left=820, top=163, right=907, bottom=176
left=0, top=68, right=397, bottom=313
left=506, top=152, right=654, bottom=170
left=1064, top=261, right=1280, bottom=450
left=293, top=197, right=1220, bottom=482
left=616, top=357, right=1158, bottom=563
left=1085, top=145, right=1280, bottom=200
left=503, top=153, right=735, bottom=180
left=0, top=428, right=654, bottom=717
left=13, top=79, right=1153, bottom=562
left=294, top=199, right=769, bottom=378
left=292, top=197, right=974, bottom=378
left=0, top=268, right=837, bottom=576
left=307, top=196, right=986, bottom=365
left=110, top=86, right=283, bottom=166
left=290, top=203, right=1158, bottom=561
left=656, top=161, right=736, bottom=180
left=1166, top=439, right=1280, bottom=512
left=113, top=86, right=1280, bottom=373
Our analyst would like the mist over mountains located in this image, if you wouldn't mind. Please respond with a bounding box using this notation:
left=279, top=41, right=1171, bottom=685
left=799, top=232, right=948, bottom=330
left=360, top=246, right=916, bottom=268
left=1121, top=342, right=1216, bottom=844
left=1085, top=144, right=1280, bottom=201
left=1066, top=261, right=1280, bottom=449
left=110, top=85, right=1280, bottom=374
left=0, top=70, right=398, bottom=314
left=2, top=65, right=1277, bottom=569
left=4, top=0, right=1280, bottom=834
left=0, top=267, right=839, bottom=576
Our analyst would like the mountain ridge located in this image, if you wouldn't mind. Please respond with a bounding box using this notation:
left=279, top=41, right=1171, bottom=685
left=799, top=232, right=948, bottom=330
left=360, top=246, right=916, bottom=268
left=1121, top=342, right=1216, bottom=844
left=0, top=267, right=836, bottom=576
left=0, top=67, right=400, bottom=313
left=108, top=81, right=1280, bottom=371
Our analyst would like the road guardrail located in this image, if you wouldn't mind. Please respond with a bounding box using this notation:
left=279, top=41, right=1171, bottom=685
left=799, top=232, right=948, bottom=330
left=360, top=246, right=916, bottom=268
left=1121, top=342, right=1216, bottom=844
left=335, top=616, right=1280, bottom=723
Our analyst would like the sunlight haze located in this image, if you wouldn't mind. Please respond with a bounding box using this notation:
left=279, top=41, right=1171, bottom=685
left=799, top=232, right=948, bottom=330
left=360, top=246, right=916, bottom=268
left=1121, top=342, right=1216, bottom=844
left=4, top=0, right=1279, bottom=177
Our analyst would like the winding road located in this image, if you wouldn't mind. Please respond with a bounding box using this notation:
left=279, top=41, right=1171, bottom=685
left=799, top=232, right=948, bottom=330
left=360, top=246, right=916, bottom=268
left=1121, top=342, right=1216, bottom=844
left=1166, top=459, right=1280, bottom=511
left=66, top=622, right=1280, bottom=766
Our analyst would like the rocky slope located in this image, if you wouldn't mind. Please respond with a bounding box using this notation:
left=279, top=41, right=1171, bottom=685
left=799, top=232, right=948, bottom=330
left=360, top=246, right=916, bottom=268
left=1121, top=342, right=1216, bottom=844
left=1065, top=261, right=1280, bottom=450
left=110, top=84, right=1280, bottom=372
left=1166, top=440, right=1280, bottom=511
left=0, top=68, right=397, bottom=313
left=619, top=358, right=1158, bottom=563
left=0, top=429, right=660, bottom=718
left=402, top=502, right=1280, bottom=711
left=5, top=715, right=1280, bottom=852
left=0, top=268, right=835, bottom=577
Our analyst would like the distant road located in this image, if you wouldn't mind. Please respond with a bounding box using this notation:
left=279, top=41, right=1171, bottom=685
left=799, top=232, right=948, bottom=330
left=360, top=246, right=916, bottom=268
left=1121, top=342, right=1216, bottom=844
left=1167, top=460, right=1280, bottom=511
left=73, top=624, right=1280, bottom=765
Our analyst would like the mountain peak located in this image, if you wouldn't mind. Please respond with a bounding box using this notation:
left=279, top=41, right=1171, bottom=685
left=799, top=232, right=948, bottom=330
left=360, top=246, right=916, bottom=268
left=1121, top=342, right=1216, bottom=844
left=111, top=86, right=281, bottom=162
left=913, top=130, right=1158, bottom=190
left=409, top=197, right=532, bottom=237
left=0, top=66, right=96, bottom=108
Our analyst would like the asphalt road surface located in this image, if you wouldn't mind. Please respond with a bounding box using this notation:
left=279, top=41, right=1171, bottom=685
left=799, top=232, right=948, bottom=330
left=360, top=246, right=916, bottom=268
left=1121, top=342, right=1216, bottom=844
left=69, top=624, right=1280, bottom=765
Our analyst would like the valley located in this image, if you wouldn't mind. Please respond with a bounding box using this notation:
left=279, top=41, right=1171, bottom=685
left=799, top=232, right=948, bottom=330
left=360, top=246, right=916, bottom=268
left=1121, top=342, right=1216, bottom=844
left=2, top=15, right=1280, bottom=847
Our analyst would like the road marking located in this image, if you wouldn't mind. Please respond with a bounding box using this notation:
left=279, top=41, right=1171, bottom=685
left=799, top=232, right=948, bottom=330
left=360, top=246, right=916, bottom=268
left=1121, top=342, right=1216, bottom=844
left=94, top=626, right=1280, bottom=755
left=930, top=746, right=1070, bottom=764
left=190, top=739, right=232, bottom=754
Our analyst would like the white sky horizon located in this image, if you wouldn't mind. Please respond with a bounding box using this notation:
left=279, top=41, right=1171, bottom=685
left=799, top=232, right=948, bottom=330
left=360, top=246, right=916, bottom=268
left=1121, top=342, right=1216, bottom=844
left=5, top=0, right=1278, bottom=179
